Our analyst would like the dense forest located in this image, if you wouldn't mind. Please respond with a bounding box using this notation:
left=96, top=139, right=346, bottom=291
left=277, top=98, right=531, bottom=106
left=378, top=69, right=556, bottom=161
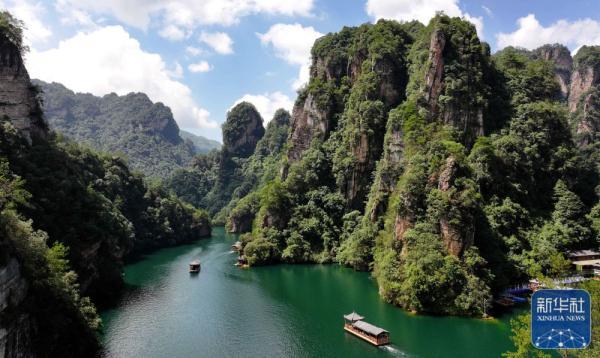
left=219, top=16, right=600, bottom=317
left=2, top=5, right=600, bottom=357
left=0, top=13, right=210, bottom=357
left=35, top=80, right=220, bottom=178
left=164, top=103, right=290, bottom=225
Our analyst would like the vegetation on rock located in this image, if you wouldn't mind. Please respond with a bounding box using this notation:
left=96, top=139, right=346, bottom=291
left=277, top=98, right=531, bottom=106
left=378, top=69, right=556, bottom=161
left=0, top=18, right=211, bottom=356
left=165, top=104, right=290, bottom=225
left=35, top=80, right=219, bottom=178
left=233, top=15, right=600, bottom=317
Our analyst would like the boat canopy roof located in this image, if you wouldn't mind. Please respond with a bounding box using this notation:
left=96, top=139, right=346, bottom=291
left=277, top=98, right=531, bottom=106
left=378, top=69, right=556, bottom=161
left=190, top=260, right=200, bottom=265
left=352, top=320, right=388, bottom=336
left=343, top=312, right=364, bottom=321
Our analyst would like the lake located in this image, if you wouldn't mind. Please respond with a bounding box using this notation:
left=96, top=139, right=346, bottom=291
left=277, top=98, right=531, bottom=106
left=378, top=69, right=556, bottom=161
left=101, top=227, right=521, bottom=357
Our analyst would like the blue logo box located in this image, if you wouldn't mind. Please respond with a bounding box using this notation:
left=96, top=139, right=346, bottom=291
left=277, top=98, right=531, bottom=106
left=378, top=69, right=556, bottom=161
left=531, top=289, right=591, bottom=349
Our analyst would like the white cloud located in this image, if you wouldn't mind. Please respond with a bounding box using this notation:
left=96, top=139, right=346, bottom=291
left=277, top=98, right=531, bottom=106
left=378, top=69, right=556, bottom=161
left=365, top=0, right=484, bottom=39
left=158, top=24, right=189, bottom=41
left=497, top=14, right=600, bottom=52
left=185, top=46, right=204, bottom=57
left=257, top=23, right=323, bottom=89
left=481, top=5, right=492, bottom=17
left=1, top=0, right=52, bottom=45
left=56, top=0, right=314, bottom=32
left=168, top=61, right=184, bottom=78
left=199, top=31, right=234, bottom=55
left=188, top=61, right=212, bottom=73
left=55, top=0, right=97, bottom=28
left=26, top=26, right=217, bottom=129
left=233, top=92, right=293, bottom=123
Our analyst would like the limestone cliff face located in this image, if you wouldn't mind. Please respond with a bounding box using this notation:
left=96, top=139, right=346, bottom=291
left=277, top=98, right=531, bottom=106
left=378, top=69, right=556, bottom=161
left=573, top=88, right=600, bottom=145
left=0, top=254, right=34, bottom=358
left=365, top=117, right=404, bottom=223
left=569, top=64, right=599, bottom=112
left=222, top=102, right=265, bottom=160
left=569, top=46, right=600, bottom=145
left=286, top=93, right=330, bottom=164
left=534, top=44, right=573, bottom=98
left=0, top=34, right=46, bottom=142
left=420, top=26, right=486, bottom=147
left=424, top=29, right=446, bottom=118
left=437, top=157, right=473, bottom=256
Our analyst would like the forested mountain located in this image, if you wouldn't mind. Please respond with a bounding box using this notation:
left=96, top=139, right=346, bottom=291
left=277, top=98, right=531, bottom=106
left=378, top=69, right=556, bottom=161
left=0, top=14, right=210, bottom=357
left=179, top=129, right=221, bottom=153
left=227, top=16, right=600, bottom=316
left=164, top=103, right=290, bottom=224
left=34, top=80, right=218, bottom=177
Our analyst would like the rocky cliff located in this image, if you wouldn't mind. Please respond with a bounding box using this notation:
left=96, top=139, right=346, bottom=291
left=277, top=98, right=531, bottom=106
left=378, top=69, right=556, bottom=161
left=534, top=44, right=573, bottom=99
left=0, top=251, right=33, bottom=358
left=227, top=109, right=291, bottom=233
left=568, top=46, right=600, bottom=145
left=178, top=102, right=267, bottom=220
left=0, top=14, right=211, bottom=357
left=239, top=15, right=600, bottom=316
left=0, top=33, right=46, bottom=143
left=221, top=102, right=265, bottom=159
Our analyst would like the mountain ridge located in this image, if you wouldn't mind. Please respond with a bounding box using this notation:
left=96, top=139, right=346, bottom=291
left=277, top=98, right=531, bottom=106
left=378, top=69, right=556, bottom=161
left=33, top=79, right=219, bottom=177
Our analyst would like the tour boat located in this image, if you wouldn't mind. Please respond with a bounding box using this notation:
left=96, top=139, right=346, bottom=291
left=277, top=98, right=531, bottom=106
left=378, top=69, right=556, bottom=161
left=343, top=312, right=390, bottom=346
left=235, top=255, right=248, bottom=268
left=494, top=296, right=514, bottom=307
left=189, top=260, right=201, bottom=273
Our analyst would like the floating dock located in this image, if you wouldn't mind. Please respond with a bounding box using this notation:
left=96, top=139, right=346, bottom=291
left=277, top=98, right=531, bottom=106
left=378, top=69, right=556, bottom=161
left=343, top=312, right=390, bottom=346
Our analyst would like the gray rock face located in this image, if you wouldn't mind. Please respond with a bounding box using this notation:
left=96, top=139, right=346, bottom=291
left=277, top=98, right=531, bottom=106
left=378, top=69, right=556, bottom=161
left=568, top=46, right=600, bottom=145
left=286, top=93, right=330, bottom=164
left=437, top=157, right=473, bottom=257
left=569, top=65, right=599, bottom=112
left=422, top=29, right=484, bottom=147
left=222, top=102, right=265, bottom=160
left=424, top=29, right=446, bottom=118
left=534, top=44, right=573, bottom=98
left=0, top=34, right=46, bottom=143
left=0, top=256, right=34, bottom=358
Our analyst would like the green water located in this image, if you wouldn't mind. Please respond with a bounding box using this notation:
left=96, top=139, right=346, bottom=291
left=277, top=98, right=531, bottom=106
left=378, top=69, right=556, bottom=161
left=101, top=227, right=521, bottom=357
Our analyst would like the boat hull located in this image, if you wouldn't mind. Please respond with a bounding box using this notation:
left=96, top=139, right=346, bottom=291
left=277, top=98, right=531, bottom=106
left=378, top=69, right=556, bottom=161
left=343, top=324, right=389, bottom=346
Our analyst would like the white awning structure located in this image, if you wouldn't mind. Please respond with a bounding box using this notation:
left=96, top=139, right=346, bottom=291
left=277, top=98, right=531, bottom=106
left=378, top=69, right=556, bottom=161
left=572, top=259, right=600, bottom=266
left=352, top=320, right=388, bottom=336
left=343, top=312, right=364, bottom=322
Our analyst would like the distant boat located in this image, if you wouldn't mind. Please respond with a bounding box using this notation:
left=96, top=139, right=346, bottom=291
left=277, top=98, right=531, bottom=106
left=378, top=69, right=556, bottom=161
left=189, top=260, right=201, bottom=273
left=494, top=296, right=514, bottom=307
left=343, top=312, right=390, bottom=346
left=231, top=241, right=242, bottom=252
left=235, top=255, right=248, bottom=268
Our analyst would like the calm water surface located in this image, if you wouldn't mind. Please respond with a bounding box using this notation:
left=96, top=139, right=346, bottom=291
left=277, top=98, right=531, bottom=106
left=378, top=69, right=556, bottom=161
left=101, top=227, right=521, bottom=357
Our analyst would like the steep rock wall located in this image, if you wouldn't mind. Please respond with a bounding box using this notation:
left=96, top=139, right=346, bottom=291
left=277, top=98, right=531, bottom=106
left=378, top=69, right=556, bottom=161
left=0, top=34, right=46, bottom=142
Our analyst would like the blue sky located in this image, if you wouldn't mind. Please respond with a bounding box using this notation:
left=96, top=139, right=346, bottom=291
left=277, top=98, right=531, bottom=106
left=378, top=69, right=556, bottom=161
left=4, top=0, right=599, bottom=141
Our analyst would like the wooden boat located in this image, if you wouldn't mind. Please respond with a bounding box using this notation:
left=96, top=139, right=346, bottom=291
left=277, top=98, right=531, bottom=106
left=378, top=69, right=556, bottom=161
left=235, top=255, right=248, bottom=268
left=189, top=260, right=201, bottom=273
left=343, top=312, right=390, bottom=346
left=494, top=296, right=514, bottom=307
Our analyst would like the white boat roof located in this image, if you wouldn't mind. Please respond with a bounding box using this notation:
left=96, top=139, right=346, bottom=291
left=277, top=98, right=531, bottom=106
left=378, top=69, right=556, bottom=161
left=352, top=320, right=388, bottom=336
left=344, top=312, right=364, bottom=321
